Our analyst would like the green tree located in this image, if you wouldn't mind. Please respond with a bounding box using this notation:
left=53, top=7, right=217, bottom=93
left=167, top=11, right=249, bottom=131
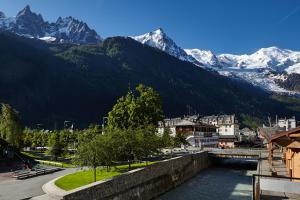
left=108, top=128, right=136, bottom=170
left=107, top=84, right=163, bottom=169
left=174, top=132, right=188, bottom=147
left=240, top=114, right=261, bottom=130
left=74, top=134, right=113, bottom=182
left=107, top=84, right=163, bottom=129
left=135, top=84, right=164, bottom=127
left=0, top=103, right=23, bottom=148
left=60, top=129, right=72, bottom=149
left=138, top=126, right=160, bottom=163
left=161, top=127, right=174, bottom=148
left=23, top=128, right=33, bottom=147
left=108, top=127, right=159, bottom=170
left=48, top=132, right=64, bottom=160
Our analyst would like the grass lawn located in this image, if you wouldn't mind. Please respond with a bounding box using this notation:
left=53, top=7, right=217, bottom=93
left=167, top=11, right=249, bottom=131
left=36, top=160, right=75, bottom=168
left=21, top=151, right=75, bottom=168
left=21, top=151, right=43, bottom=159
left=55, top=162, right=155, bottom=191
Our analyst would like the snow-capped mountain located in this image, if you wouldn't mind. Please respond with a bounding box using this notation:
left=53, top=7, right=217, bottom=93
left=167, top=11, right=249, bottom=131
left=131, top=28, right=198, bottom=64
left=132, top=28, right=300, bottom=94
left=185, top=49, right=219, bottom=67
left=0, top=5, right=101, bottom=44
left=186, top=47, right=300, bottom=94
left=217, top=47, right=300, bottom=71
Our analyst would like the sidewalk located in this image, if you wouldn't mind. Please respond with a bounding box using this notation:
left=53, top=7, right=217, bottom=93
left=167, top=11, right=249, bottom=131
left=31, top=176, right=68, bottom=200
left=258, top=150, right=299, bottom=200
left=259, top=151, right=288, bottom=177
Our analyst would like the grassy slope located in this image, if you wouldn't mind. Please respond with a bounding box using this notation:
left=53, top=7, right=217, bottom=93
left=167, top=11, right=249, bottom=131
left=55, top=162, right=155, bottom=191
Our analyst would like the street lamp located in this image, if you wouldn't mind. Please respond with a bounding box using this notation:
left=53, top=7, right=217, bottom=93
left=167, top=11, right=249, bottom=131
left=36, top=124, right=43, bottom=130
left=102, top=117, right=108, bottom=133
left=64, top=120, right=71, bottom=129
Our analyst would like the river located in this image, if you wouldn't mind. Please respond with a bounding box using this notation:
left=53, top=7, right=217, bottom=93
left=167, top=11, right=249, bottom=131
left=157, top=167, right=255, bottom=200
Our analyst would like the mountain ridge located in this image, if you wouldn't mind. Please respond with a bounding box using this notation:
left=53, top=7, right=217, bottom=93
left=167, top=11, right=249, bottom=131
left=0, top=5, right=102, bottom=44
left=0, top=31, right=298, bottom=128
left=1, top=5, right=299, bottom=94
left=132, top=29, right=300, bottom=94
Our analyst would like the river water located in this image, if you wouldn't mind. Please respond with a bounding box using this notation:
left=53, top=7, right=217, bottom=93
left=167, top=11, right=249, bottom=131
left=157, top=168, right=255, bottom=200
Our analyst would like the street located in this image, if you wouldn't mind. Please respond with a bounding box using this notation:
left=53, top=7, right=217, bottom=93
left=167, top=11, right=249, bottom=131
left=0, top=168, right=77, bottom=200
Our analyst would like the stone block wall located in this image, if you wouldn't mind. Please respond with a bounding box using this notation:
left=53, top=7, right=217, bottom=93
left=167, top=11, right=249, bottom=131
left=63, top=151, right=211, bottom=200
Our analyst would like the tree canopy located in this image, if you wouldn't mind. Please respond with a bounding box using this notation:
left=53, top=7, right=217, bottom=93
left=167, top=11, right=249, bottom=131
left=74, top=133, right=114, bottom=182
left=107, top=84, right=163, bottom=129
left=0, top=103, right=23, bottom=148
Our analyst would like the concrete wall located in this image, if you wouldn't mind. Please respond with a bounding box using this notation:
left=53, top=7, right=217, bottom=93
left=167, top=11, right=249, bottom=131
left=62, top=152, right=211, bottom=200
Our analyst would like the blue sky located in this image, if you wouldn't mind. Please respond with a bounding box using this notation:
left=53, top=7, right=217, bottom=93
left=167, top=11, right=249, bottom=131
left=0, top=0, right=300, bottom=54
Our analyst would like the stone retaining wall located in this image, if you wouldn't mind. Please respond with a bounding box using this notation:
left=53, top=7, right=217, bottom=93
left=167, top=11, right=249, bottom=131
left=62, top=152, right=211, bottom=200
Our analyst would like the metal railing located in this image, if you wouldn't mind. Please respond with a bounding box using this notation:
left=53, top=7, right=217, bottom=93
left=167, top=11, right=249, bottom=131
left=252, top=174, right=300, bottom=200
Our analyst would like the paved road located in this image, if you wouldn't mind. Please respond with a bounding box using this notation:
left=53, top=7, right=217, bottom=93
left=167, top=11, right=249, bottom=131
left=0, top=168, right=78, bottom=200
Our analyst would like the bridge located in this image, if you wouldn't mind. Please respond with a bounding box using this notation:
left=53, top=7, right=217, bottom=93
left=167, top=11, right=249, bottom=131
left=205, top=148, right=264, bottom=159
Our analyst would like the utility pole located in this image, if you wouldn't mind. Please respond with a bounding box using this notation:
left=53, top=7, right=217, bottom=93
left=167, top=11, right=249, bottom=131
left=186, top=105, right=192, bottom=116
left=54, top=121, right=57, bottom=131
left=268, top=116, right=272, bottom=127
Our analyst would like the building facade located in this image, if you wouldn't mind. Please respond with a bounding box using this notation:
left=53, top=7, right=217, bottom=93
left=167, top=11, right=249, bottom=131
left=199, top=115, right=239, bottom=136
left=218, top=135, right=237, bottom=148
left=277, top=117, right=296, bottom=131
left=158, top=117, right=219, bottom=148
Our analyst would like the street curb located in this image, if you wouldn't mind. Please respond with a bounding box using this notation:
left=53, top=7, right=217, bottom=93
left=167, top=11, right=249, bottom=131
left=41, top=176, right=67, bottom=199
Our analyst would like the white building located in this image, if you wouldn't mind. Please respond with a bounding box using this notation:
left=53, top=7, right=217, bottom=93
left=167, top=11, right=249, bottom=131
left=199, top=115, right=239, bottom=136
left=158, top=117, right=219, bottom=148
left=277, top=117, right=296, bottom=131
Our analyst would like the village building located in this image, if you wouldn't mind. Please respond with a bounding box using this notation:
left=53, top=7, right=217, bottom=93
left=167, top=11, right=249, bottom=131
left=199, top=114, right=239, bottom=136
left=158, top=117, right=218, bottom=148
left=218, top=135, right=237, bottom=148
left=199, top=114, right=239, bottom=148
left=259, top=116, right=297, bottom=146
left=239, top=127, right=257, bottom=142
left=277, top=116, right=296, bottom=131
left=258, top=127, right=300, bottom=179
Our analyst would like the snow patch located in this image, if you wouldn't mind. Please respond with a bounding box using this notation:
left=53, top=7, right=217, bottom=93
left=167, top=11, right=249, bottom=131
left=39, top=36, right=57, bottom=42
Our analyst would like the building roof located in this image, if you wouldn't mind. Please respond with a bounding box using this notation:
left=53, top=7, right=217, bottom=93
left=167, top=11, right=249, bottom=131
left=258, top=127, right=285, bottom=142
left=240, top=127, right=251, bottom=132
left=174, top=119, right=197, bottom=126
left=270, top=127, right=300, bottom=148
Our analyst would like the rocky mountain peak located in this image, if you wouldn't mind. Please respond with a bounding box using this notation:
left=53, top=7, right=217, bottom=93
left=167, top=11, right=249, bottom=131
left=152, top=28, right=165, bottom=36
left=17, top=5, right=34, bottom=17
left=0, top=5, right=102, bottom=44
left=0, top=11, right=6, bottom=18
left=132, top=28, right=198, bottom=64
left=56, top=16, right=63, bottom=23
